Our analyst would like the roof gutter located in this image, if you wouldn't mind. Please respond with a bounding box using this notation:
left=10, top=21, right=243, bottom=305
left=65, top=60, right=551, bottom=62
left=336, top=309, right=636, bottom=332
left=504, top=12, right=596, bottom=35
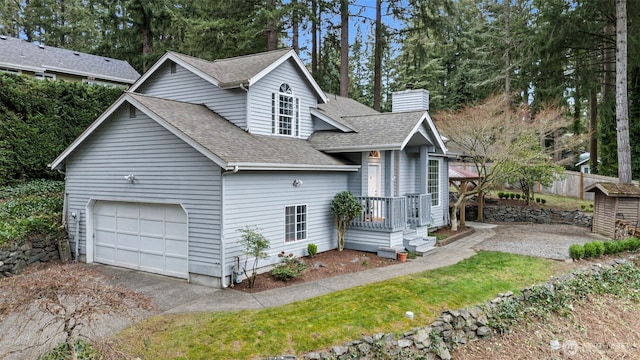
left=222, top=165, right=239, bottom=176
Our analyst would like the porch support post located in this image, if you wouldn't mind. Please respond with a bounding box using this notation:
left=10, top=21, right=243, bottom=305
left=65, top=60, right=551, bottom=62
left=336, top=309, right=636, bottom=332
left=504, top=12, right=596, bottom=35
left=361, top=152, right=369, bottom=196
left=384, top=150, right=394, bottom=197
left=419, top=146, right=428, bottom=194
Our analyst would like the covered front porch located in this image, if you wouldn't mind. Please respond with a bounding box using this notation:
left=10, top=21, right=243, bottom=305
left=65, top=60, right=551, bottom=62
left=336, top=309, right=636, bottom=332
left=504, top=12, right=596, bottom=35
left=344, top=193, right=437, bottom=256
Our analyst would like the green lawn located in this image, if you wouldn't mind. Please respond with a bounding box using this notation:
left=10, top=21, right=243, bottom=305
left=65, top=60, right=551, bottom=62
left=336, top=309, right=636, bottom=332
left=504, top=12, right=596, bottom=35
left=114, top=251, right=564, bottom=359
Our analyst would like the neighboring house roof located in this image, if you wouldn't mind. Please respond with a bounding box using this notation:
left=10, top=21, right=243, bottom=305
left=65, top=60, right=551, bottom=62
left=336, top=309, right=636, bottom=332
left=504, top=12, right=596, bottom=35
left=0, top=35, right=140, bottom=84
left=585, top=182, right=640, bottom=197
left=50, top=93, right=358, bottom=172
left=449, top=167, right=480, bottom=181
left=308, top=110, right=447, bottom=154
left=129, top=49, right=328, bottom=102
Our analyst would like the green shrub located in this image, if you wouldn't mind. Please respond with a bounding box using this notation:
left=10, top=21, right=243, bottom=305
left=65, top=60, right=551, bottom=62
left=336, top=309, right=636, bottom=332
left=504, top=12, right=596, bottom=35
left=541, top=198, right=547, bottom=204
left=592, top=241, right=605, bottom=257
left=623, top=237, right=640, bottom=252
left=569, top=244, right=584, bottom=260
left=509, top=193, right=515, bottom=199
left=583, top=242, right=597, bottom=258
left=581, top=204, right=586, bottom=210
left=307, top=243, right=318, bottom=257
left=515, top=194, right=521, bottom=200
left=497, top=192, right=505, bottom=199
left=38, top=338, right=98, bottom=360
left=271, top=251, right=307, bottom=281
left=604, top=241, right=617, bottom=255
left=536, top=198, right=541, bottom=203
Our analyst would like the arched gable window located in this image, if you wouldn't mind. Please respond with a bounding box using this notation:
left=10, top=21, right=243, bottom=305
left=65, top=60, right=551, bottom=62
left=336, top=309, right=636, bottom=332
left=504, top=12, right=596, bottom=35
left=272, top=83, right=300, bottom=136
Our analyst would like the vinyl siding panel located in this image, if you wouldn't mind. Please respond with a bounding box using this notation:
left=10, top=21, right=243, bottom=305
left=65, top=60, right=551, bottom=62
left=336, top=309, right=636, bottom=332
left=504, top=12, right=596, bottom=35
left=344, top=229, right=404, bottom=252
left=398, top=151, right=417, bottom=195
left=248, top=60, right=317, bottom=137
left=223, top=171, right=348, bottom=276
left=135, top=62, right=248, bottom=128
left=391, top=89, right=429, bottom=112
left=64, top=106, right=222, bottom=277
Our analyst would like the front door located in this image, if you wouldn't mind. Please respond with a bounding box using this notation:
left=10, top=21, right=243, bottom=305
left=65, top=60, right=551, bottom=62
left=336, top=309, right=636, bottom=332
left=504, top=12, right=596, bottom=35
left=368, top=164, right=380, bottom=197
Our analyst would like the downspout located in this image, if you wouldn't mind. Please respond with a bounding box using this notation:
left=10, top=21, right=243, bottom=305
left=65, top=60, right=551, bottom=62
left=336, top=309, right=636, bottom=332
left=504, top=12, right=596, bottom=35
left=70, top=211, right=80, bottom=260
left=220, top=165, right=239, bottom=288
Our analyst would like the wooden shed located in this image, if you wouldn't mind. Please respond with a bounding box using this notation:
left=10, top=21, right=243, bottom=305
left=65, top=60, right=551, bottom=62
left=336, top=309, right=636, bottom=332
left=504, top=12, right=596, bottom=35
left=585, top=182, right=640, bottom=238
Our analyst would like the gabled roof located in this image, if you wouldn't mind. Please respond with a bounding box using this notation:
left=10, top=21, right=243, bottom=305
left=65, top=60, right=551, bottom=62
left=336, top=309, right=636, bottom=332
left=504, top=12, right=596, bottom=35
left=308, top=110, right=448, bottom=154
left=129, top=49, right=328, bottom=102
left=0, top=35, right=140, bottom=84
left=50, top=93, right=358, bottom=172
left=584, top=182, right=640, bottom=197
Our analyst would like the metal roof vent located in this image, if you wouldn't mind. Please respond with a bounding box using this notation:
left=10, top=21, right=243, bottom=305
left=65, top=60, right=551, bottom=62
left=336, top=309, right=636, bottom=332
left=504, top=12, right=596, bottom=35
left=73, top=51, right=80, bottom=56
left=0, top=35, right=7, bottom=40
left=104, top=58, right=110, bottom=62
left=38, top=44, right=45, bottom=49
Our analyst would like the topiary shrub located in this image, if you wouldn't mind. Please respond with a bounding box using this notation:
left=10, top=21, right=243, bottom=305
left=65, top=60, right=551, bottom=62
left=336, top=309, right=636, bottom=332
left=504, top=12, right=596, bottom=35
left=592, top=241, right=605, bottom=257
left=509, top=193, right=515, bottom=199
left=535, top=197, right=541, bottom=204
left=541, top=198, right=547, bottom=204
left=331, top=191, right=363, bottom=251
left=569, top=244, right=585, bottom=260
left=583, top=242, right=597, bottom=258
left=497, top=192, right=505, bottom=199
left=515, top=194, right=521, bottom=200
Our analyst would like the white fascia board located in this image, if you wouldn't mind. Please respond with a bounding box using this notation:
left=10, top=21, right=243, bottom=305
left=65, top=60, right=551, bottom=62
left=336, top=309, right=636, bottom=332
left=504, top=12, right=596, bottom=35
left=41, top=65, right=137, bottom=84
left=309, top=108, right=355, bottom=132
left=128, top=52, right=220, bottom=92
left=421, top=112, right=448, bottom=155
left=0, top=61, right=44, bottom=73
left=49, top=94, right=130, bottom=170
left=317, top=144, right=402, bottom=153
left=125, top=96, right=228, bottom=169
left=248, top=49, right=328, bottom=103
left=227, top=162, right=361, bottom=171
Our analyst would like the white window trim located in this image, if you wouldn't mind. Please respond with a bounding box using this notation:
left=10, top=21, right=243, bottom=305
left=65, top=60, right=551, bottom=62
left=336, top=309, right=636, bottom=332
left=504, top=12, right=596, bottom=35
left=428, top=159, right=440, bottom=206
left=0, top=68, right=21, bottom=75
left=34, top=72, right=56, bottom=80
left=273, top=83, right=300, bottom=137
left=285, top=204, right=307, bottom=242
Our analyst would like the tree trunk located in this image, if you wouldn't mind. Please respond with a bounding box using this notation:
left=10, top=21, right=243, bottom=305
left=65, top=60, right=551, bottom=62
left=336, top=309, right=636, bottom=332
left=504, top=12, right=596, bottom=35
left=373, top=0, right=382, bottom=111
left=590, top=49, right=599, bottom=174
left=267, top=0, right=278, bottom=51
left=311, top=0, right=318, bottom=76
left=339, top=0, right=349, bottom=97
left=291, top=0, right=299, bottom=52
left=504, top=0, right=511, bottom=97
left=616, top=0, right=631, bottom=183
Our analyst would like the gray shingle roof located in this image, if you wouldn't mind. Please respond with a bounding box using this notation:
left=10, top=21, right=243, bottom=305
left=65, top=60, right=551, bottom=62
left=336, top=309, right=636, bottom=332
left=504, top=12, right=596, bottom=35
left=168, top=49, right=292, bottom=87
left=316, top=93, right=379, bottom=129
left=308, top=111, right=428, bottom=152
left=129, top=93, right=352, bottom=168
left=0, top=35, right=140, bottom=83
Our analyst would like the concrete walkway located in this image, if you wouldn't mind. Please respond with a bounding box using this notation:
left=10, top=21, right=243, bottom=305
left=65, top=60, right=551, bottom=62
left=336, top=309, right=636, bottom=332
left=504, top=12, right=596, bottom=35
left=98, top=222, right=498, bottom=315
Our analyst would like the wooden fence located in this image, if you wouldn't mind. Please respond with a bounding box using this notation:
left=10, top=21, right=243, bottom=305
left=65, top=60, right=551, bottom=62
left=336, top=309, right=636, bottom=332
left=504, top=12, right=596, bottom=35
left=537, top=171, right=637, bottom=201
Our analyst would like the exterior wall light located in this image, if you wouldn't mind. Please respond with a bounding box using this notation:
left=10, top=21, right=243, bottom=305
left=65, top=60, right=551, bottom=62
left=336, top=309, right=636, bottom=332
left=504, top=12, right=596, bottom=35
left=124, top=174, right=135, bottom=183
left=292, top=179, right=303, bottom=187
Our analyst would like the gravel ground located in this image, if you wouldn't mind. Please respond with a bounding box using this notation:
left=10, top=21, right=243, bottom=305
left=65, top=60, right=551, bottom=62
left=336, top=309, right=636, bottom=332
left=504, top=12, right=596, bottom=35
left=474, top=223, right=610, bottom=260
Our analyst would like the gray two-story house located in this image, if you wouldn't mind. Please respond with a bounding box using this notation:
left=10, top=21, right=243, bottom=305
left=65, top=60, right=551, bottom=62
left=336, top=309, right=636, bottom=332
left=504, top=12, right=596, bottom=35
left=50, top=48, right=449, bottom=287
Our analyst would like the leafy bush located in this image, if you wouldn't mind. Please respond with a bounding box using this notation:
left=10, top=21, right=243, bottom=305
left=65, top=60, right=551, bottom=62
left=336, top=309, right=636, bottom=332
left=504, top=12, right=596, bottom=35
left=271, top=251, right=307, bottom=281
left=535, top=197, right=541, bottom=203
left=624, top=237, right=640, bottom=252
left=0, top=73, right=122, bottom=185
left=0, top=180, right=64, bottom=247
left=592, top=241, right=605, bottom=257
left=38, top=338, right=98, bottom=360
left=541, top=198, right=547, bottom=204
left=509, top=193, right=515, bottom=199
left=568, top=244, right=584, bottom=260
left=604, top=241, right=618, bottom=255
left=237, top=226, right=270, bottom=288
left=307, top=243, right=318, bottom=257
left=583, top=242, right=597, bottom=258
left=497, top=192, right=505, bottom=199
left=515, top=193, right=521, bottom=200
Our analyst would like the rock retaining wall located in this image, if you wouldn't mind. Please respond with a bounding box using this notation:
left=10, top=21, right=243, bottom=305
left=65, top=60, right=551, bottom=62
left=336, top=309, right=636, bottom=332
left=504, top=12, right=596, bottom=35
left=465, top=205, right=592, bottom=227
left=266, top=259, right=632, bottom=360
left=0, top=237, right=60, bottom=277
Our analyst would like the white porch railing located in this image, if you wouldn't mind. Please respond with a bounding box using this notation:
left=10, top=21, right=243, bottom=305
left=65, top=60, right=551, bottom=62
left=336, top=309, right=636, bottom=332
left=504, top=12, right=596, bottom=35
left=351, top=196, right=407, bottom=232
left=406, top=193, right=431, bottom=227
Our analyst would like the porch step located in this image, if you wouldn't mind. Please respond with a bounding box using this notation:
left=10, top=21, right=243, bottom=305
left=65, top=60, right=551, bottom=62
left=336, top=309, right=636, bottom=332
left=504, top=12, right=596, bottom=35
left=377, top=246, right=405, bottom=259
left=403, top=236, right=437, bottom=256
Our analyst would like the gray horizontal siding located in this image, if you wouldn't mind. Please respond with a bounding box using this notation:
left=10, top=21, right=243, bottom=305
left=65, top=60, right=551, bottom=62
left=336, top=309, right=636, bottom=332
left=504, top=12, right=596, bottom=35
left=248, top=59, right=316, bottom=137
left=399, top=151, right=417, bottom=195
left=136, top=62, right=248, bottom=128
left=223, top=171, right=348, bottom=275
left=344, top=229, right=404, bottom=252
left=64, top=105, right=222, bottom=277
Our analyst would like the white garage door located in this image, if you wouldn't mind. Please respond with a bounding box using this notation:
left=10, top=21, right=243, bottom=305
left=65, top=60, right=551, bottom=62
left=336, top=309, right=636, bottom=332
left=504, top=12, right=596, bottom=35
left=93, top=201, right=188, bottom=278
